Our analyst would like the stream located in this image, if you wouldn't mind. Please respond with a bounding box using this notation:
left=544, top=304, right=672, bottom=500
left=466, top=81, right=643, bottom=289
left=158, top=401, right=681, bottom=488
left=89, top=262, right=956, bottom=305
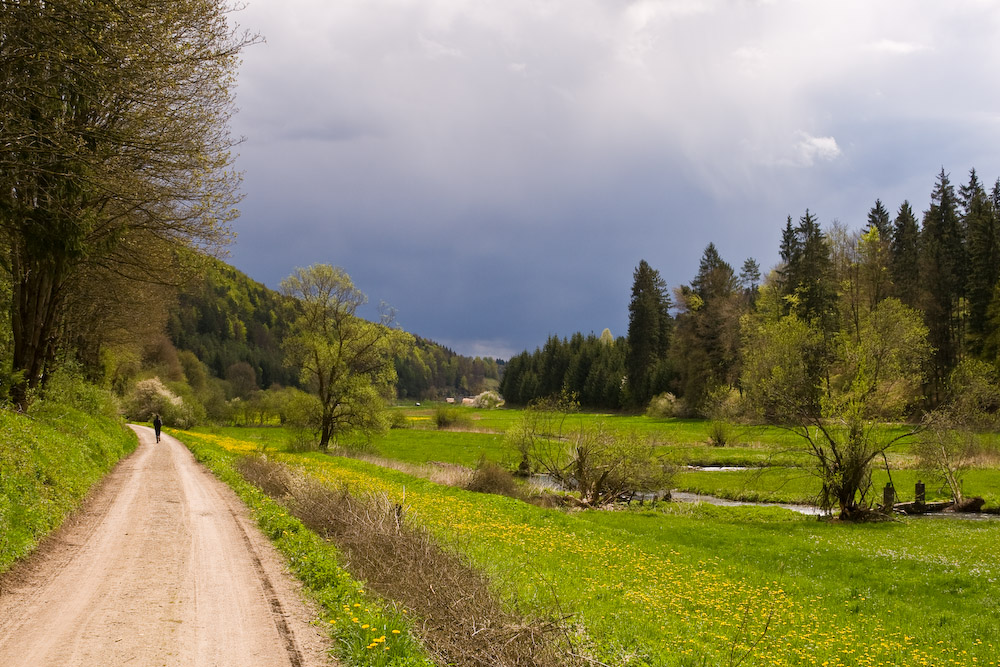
left=528, top=475, right=999, bottom=520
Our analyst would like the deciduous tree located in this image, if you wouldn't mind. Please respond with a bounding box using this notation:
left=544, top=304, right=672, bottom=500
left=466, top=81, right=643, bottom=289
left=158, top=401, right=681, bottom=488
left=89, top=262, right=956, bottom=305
left=742, top=299, right=930, bottom=520
left=0, top=0, right=255, bottom=408
left=281, top=264, right=412, bottom=452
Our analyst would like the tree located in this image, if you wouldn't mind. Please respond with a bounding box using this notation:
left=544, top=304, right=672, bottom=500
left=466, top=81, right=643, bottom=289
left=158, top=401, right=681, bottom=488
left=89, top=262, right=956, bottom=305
left=865, top=199, right=892, bottom=239
left=777, top=211, right=837, bottom=333
left=915, top=359, right=1000, bottom=507
left=506, top=398, right=674, bottom=506
left=920, top=169, right=965, bottom=400
left=281, top=265, right=413, bottom=451
left=742, top=299, right=930, bottom=520
left=0, top=0, right=256, bottom=409
left=889, top=201, right=921, bottom=309
left=962, top=172, right=1000, bottom=356
left=626, top=260, right=672, bottom=407
left=738, top=257, right=761, bottom=306
left=672, top=244, right=743, bottom=413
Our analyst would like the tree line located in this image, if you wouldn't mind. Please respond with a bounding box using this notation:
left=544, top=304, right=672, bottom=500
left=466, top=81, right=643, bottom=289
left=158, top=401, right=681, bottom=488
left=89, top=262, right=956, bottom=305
left=501, top=168, right=1000, bottom=417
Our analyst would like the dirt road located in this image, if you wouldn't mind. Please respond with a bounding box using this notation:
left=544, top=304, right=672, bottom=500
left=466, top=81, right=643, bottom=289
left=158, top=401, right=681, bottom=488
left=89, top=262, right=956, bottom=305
left=0, top=426, right=334, bottom=666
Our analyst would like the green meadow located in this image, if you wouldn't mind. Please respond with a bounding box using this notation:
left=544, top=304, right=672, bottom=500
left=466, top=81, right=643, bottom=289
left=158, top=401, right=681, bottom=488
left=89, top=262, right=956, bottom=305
left=177, top=407, right=1000, bottom=667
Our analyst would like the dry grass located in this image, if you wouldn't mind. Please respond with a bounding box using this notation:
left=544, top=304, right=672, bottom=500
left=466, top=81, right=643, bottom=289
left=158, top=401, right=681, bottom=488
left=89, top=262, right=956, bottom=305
left=234, top=455, right=576, bottom=667
left=329, top=447, right=475, bottom=488
left=465, top=459, right=524, bottom=499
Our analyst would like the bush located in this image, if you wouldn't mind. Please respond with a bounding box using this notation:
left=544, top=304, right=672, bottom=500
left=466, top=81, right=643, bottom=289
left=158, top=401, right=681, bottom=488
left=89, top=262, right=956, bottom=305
left=646, top=392, right=678, bottom=418
left=285, top=427, right=317, bottom=453
left=389, top=410, right=410, bottom=429
left=433, top=406, right=471, bottom=430
left=465, top=458, right=521, bottom=499
left=124, top=376, right=197, bottom=428
left=39, top=362, right=120, bottom=419
left=471, top=390, right=504, bottom=410
left=707, top=420, right=731, bottom=447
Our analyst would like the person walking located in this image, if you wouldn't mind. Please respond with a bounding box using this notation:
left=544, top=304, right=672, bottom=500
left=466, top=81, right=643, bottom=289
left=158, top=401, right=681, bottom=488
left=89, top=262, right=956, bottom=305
left=153, top=414, right=162, bottom=443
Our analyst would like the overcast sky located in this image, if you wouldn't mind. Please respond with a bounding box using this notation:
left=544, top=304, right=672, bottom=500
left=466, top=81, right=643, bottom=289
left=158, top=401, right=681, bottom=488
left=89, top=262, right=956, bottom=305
left=226, top=0, right=1000, bottom=360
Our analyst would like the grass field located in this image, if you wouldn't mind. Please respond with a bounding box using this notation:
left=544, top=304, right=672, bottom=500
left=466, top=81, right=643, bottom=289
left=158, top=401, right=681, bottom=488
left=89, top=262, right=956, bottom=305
left=209, top=403, right=1000, bottom=510
left=177, top=422, right=1000, bottom=667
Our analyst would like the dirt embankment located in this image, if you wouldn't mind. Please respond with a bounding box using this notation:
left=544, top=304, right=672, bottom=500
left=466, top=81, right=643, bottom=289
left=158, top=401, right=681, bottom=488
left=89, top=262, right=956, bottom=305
left=0, top=426, right=334, bottom=667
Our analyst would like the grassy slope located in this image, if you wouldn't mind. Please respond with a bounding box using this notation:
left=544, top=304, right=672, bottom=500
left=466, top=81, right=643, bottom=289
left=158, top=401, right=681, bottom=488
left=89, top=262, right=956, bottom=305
left=178, top=428, right=1000, bottom=667
left=0, top=405, right=137, bottom=573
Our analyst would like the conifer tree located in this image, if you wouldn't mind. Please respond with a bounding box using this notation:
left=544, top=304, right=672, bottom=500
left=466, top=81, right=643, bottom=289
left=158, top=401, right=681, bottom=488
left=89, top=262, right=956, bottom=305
left=626, top=260, right=672, bottom=407
left=890, top=201, right=921, bottom=308
left=921, top=169, right=966, bottom=399
left=866, top=199, right=892, bottom=239
left=963, top=171, right=1000, bottom=356
left=739, top=258, right=762, bottom=307
left=672, top=245, right=742, bottom=412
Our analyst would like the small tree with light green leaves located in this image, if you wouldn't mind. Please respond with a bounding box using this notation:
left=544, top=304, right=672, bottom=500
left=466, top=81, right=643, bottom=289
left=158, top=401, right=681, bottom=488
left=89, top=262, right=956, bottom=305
left=281, top=265, right=413, bottom=452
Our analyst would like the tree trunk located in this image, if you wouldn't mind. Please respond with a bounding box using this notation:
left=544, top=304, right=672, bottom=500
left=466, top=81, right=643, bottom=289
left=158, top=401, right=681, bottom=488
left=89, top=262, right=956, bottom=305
left=10, top=246, right=67, bottom=410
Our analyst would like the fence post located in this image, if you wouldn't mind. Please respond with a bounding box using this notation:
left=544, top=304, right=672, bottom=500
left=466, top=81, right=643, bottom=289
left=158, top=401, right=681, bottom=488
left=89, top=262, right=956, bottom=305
left=883, top=482, right=895, bottom=509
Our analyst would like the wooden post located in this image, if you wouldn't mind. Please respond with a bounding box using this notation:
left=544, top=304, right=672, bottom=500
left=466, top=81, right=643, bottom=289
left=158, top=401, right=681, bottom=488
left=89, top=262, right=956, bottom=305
left=883, top=482, right=895, bottom=509
left=915, top=480, right=925, bottom=504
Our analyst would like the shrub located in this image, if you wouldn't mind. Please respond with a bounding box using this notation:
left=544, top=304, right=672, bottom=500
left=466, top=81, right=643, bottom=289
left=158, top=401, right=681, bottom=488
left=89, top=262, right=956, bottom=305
left=233, top=455, right=566, bottom=666
left=471, top=390, right=504, bottom=409
left=39, top=362, right=120, bottom=419
left=285, top=427, right=317, bottom=453
left=433, top=406, right=471, bottom=430
left=389, top=410, right=410, bottom=429
left=465, top=458, right=521, bottom=499
left=708, top=420, right=731, bottom=447
left=646, top=392, right=678, bottom=418
left=124, top=376, right=197, bottom=428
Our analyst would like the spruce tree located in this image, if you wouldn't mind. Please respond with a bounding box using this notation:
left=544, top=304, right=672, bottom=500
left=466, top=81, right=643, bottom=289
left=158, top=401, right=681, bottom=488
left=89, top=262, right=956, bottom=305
left=866, top=200, right=892, bottom=239
left=626, top=260, right=672, bottom=407
left=921, top=169, right=965, bottom=400
left=964, top=172, right=1000, bottom=355
left=794, top=210, right=838, bottom=332
left=739, top=258, right=762, bottom=306
left=890, top=201, right=921, bottom=308
left=672, top=245, right=742, bottom=412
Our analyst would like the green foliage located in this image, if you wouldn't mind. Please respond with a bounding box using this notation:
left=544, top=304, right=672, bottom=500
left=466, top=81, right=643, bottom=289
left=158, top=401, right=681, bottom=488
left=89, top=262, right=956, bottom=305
left=499, top=332, right=627, bottom=408
left=124, top=377, right=198, bottom=428
left=433, top=406, right=472, bottom=430
left=742, top=300, right=930, bottom=519
left=168, top=257, right=299, bottom=390
left=1, top=0, right=253, bottom=409
left=281, top=264, right=413, bottom=451
left=37, top=362, right=121, bottom=419
left=626, top=259, right=673, bottom=407
left=395, top=336, right=501, bottom=400
left=1, top=406, right=136, bottom=573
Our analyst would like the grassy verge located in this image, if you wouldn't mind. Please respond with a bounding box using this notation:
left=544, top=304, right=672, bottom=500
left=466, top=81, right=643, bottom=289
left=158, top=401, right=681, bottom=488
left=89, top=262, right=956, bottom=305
left=176, top=428, right=1000, bottom=667
left=0, top=404, right=137, bottom=574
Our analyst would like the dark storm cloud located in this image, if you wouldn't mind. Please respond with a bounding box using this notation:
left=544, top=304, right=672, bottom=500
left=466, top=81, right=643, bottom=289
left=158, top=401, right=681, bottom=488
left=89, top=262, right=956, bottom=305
left=226, top=0, right=1000, bottom=359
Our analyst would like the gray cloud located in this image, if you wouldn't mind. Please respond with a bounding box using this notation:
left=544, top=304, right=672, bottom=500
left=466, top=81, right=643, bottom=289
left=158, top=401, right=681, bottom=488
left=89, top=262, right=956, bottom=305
left=227, top=0, right=1000, bottom=358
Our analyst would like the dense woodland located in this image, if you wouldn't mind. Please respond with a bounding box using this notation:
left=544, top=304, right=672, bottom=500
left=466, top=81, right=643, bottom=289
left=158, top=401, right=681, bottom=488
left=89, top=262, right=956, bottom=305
left=501, top=168, right=1000, bottom=415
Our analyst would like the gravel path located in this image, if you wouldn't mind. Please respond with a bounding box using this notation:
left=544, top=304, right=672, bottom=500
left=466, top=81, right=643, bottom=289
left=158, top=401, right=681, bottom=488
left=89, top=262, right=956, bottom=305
left=0, top=425, right=334, bottom=666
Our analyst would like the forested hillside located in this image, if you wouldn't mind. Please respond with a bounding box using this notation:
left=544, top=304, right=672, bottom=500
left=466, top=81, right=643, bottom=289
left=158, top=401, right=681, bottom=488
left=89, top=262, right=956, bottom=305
left=165, top=258, right=501, bottom=401
left=167, top=259, right=299, bottom=390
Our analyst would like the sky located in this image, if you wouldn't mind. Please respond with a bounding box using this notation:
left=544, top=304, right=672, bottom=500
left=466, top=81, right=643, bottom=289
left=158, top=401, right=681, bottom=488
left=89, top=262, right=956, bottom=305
left=225, top=0, right=1000, bottom=360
